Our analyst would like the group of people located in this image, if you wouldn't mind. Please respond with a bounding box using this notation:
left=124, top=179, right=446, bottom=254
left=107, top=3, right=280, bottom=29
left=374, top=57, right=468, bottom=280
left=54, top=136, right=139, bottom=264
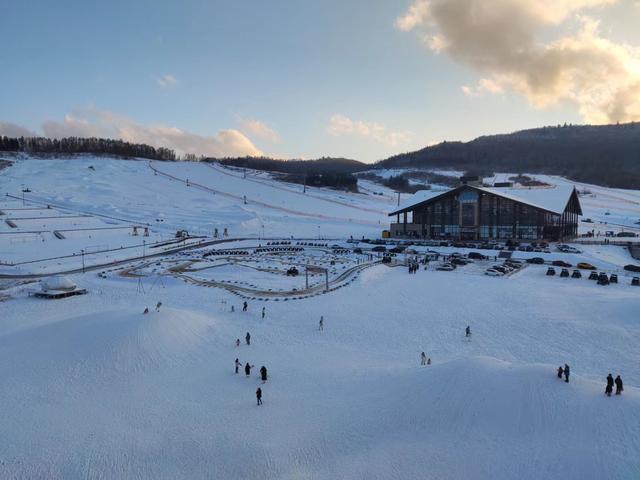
left=236, top=332, right=252, bottom=347
left=605, top=373, right=624, bottom=396
left=420, top=351, right=431, bottom=366
left=407, top=261, right=420, bottom=274
left=234, top=332, right=269, bottom=405
left=557, top=364, right=571, bottom=382
left=142, top=301, right=163, bottom=314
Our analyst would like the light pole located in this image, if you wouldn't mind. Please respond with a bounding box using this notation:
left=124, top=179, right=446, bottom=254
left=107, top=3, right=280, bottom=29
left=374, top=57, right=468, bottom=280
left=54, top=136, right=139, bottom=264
left=143, top=239, right=146, bottom=259
left=261, top=224, right=265, bottom=239
left=317, top=225, right=320, bottom=240
left=81, top=249, right=85, bottom=274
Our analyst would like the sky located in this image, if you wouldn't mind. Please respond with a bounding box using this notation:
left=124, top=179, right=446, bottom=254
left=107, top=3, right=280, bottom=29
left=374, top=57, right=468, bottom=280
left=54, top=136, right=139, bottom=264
left=1, top=0, right=640, bottom=162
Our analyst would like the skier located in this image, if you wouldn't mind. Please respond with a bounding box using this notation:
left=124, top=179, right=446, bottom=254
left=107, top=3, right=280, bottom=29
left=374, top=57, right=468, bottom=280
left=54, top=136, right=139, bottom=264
left=421, top=352, right=427, bottom=366
left=244, top=362, right=253, bottom=376
left=235, top=358, right=241, bottom=374
left=564, top=364, right=570, bottom=383
left=557, top=366, right=564, bottom=379
left=245, top=332, right=251, bottom=346
left=261, top=307, right=265, bottom=319
left=155, top=301, right=162, bottom=312
left=606, top=374, right=614, bottom=396
left=465, top=325, right=471, bottom=338
left=319, top=316, right=324, bottom=331
left=615, top=375, right=624, bottom=395
left=236, top=338, right=241, bottom=348
left=256, top=387, right=263, bottom=405
left=243, top=301, right=248, bottom=312
left=260, top=365, right=268, bottom=382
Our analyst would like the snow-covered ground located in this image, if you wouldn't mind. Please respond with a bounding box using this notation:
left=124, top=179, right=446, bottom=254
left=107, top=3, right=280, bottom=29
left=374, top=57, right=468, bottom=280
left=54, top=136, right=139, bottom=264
left=0, top=157, right=639, bottom=479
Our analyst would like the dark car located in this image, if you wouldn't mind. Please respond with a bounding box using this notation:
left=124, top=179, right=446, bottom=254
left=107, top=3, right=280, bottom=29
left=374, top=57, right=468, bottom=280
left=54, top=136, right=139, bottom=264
left=624, top=264, right=640, bottom=273
left=546, top=267, right=556, bottom=276
left=468, top=252, right=487, bottom=260
left=286, top=267, right=299, bottom=276
left=389, top=247, right=405, bottom=254
left=353, top=247, right=363, bottom=254
left=632, top=277, right=640, bottom=286
left=526, top=257, right=545, bottom=264
left=451, top=258, right=469, bottom=266
left=552, top=260, right=572, bottom=268
left=571, top=269, right=582, bottom=278
left=588, top=271, right=599, bottom=280
left=560, top=268, right=570, bottom=278
left=371, top=246, right=386, bottom=252
left=609, top=274, right=618, bottom=284
left=597, top=272, right=609, bottom=285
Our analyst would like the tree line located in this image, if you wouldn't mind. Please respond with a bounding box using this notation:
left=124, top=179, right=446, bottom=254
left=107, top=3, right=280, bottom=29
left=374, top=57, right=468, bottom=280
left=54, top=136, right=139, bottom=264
left=0, top=136, right=177, bottom=161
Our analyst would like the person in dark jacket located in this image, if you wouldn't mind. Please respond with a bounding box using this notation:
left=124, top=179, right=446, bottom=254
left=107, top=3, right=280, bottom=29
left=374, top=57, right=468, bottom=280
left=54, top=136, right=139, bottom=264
left=260, top=366, right=268, bottom=382
left=465, top=326, right=471, bottom=338
left=421, top=352, right=427, bottom=366
left=243, top=301, right=248, bottom=312
left=557, top=366, right=564, bottom=379
left=615, top=375, right=623, bottom=395
left=606, top=373, right=614, bottom=396
left=245, top=362, right=253, bottom=376
left=256, top=387, right=262, bottom=405
left=564, top=364, right=570, bottom=383
left=235, top=358, right=241, bottom=374
left=245, top=332, right=251, bottom=345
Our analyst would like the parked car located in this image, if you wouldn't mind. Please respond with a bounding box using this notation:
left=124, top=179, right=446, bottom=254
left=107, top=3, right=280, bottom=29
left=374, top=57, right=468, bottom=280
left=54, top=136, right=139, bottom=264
left=485, top=268, right=504, bottom=276
left=577, top=262, right=597, bottom=270
left=526, top=257, right=545, bottom=264
left=353, top=247, right=363, bottom=254
left=624, top=264, right=640, bottom=273
left=609, top=274, right=618, bottom=284
left=560, top=268, right=570, bottom=278
left=371, top=246, right=386, bottom=252
left=582, top=218, right=594, bottom=223
left=571, top=269, right=582, bottom=278
left=588, top=271, right=599, bottom=280
left=451, top=258, right=469, bottom=266
left=597, top=273, right=610, bottom=285
left=389, top=247, right=404, bottom=254
left=491, top=265, right=508, bottom=274
left=436, top=263, right=456, bottom=271
left=286, top=267, right=299, bottom=276
left=552, top=260, right=572, bottom=268
left=632, top=276, right=640, bottom=286
left=558, top=245, right=582, bottom=254
left=468, top=252, right=486, bottom=260
left=616, top=231, right=637, bottom=238
left=546, top=267, right=556, bottom=276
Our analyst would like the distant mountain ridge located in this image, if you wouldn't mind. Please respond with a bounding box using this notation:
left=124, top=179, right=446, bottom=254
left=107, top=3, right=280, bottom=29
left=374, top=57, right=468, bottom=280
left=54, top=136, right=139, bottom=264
left=377, top=123, right=640, bottom=189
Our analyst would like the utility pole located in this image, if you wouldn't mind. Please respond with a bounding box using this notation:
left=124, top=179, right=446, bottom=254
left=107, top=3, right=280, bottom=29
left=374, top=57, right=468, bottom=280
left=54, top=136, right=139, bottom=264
left=397, top=191, right=400, bottom=207
left=81, top=249, right=85, bottom=274
left=143, top=239, right=146, bottom=259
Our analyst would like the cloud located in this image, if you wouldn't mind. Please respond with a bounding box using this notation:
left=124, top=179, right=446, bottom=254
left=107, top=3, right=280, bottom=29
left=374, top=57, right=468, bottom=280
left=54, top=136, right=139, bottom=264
left=41, top=107, right=263, bottom=157
left=236, top=116, right=281, bottom=143
left=156, top=74, right=177, bottom=88
left=396, top=0, right=640, bottom=123
left=0, top=122, right=37, bottom=137
left=327, top=114, right=413, bottom=147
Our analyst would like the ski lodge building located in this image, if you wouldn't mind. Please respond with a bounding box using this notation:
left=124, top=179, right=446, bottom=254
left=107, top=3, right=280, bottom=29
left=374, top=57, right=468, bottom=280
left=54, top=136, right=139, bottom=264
left=388, top=177, right=582, bottom=241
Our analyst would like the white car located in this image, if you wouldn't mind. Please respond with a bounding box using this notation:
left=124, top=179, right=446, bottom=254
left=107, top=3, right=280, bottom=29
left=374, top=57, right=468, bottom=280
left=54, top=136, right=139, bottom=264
left=437, top=263, right=455, bottom=271
left=485, top=268, right=505, bottom=276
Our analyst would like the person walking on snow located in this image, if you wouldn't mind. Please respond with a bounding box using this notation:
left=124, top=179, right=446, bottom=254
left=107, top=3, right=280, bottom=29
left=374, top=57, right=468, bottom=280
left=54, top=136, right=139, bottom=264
left=615, top=375, right=624, bottom=395
left=465, top=325, right=471, bottom=338
left=236, top=338, right=241, bottom=348
left=261, top=307, right=265, bottom=319
left=243, top=301, right=248, bottom=312
left=256, top=387, right=263, bottom=405
left=319, top=316, right=324, bottom=331
left=260, top=366, right=268, bottom=383
left=155, top=301, right=162, bottom=312
left=606, top=374, right=614, bottom=396
left=564, top=364, right=570, bottom=383
left=235, top=358, right=241, bottom=374
left=557, top=366, right=564, bottom=379
left=244, top=362, right=253, bottom=377
left=421, top=352, right=427, bottom=366
left=245, top=332, right=251, bottom=346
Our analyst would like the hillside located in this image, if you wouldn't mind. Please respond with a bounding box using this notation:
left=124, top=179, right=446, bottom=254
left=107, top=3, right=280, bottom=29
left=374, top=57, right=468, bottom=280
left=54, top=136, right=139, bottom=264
left=379, top=123, right=640, bottom=189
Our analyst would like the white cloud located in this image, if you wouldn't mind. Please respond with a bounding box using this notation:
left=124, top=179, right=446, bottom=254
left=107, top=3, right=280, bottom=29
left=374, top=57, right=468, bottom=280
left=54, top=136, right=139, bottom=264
left=236, top=116, right=281, bottom=143
left=156, top=74, right=177, bottom=88
left=327, top=114, right=413, bottom=147
left=0, top=122, right=37, bottom=137
left=41, top=107, right=263, bottom=157
left=397, top=0, right=640, bottom=123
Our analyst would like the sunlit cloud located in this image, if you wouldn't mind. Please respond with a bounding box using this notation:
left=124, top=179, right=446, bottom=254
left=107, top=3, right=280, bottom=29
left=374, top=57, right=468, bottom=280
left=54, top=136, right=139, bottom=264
left=156, top=74, right=178, bottom=88
left=327, top=114, right=413, bottom=147
left=236, top=115, right=281, bottom=143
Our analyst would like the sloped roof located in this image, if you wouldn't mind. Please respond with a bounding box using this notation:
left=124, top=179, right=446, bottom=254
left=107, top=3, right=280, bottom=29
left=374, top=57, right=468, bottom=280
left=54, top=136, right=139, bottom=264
left=389, top=184, right=579, bottom=216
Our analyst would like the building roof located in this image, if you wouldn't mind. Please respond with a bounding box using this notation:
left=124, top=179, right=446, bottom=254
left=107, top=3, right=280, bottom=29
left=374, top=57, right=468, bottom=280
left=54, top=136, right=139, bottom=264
left=389, top=184, right=580, bottom=216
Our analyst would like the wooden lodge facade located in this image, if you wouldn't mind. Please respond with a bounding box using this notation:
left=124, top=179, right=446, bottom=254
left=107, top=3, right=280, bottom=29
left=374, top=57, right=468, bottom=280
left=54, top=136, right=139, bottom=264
left=388, top=183, right=582, bottom=241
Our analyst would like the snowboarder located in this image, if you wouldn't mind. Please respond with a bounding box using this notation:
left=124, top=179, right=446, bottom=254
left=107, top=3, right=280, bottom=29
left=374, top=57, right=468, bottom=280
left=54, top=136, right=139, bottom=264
left=615, top=375, right=623, bottom=395
left=244, top=362, right=253, bottom=376
left=319, top=316, right=324, bottom=331
left=606, top=374, right=614, bottom=396
left=465, top=325, right=471, bottom=338
left=155, top=301, right=162, bottom=312
left=243, top=301, right=248, bottom=312
left=235, top=358, right=241, bottom=374
left=236, top=338, right=241, bottom=348
left=245, top=332, right=251, bottom=345
left=143, top=307, right=149, bottom=314
left=261, top=307, right=265, bottom=319
left=260, top=366, right=268, bottom=382
left=421, top=352, right=427, bottom=366
left=564, top=364, right=570, bottom=383
left=256, top=387, right=262, bottom=405
left=557, top=366, right=564, bottom=379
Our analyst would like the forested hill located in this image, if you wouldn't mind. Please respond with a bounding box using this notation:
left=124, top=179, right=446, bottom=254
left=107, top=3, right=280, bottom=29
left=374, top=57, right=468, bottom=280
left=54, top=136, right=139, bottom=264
left=379, top=123, right=640, bottom=189
left=212, top=156, right=367, bottom=175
